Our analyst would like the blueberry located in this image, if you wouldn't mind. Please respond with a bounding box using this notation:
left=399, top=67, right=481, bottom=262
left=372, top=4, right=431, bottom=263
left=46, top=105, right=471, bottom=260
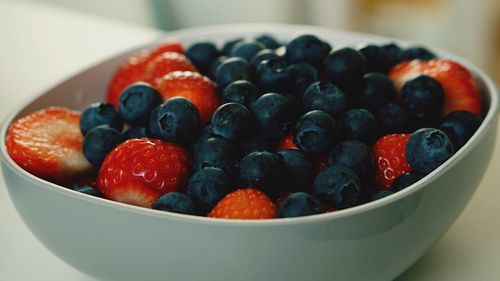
left=186, top=42, right=219, bottom=74
left=149, top=97, right=201, bottom=144
left=215, top=57, right=252, bottom=90
left=303, top=81, right=346, bottom=118
left=278, top=149, right=315, bottom=192
left=230, top=40, right=266, bottom=62
left=391, top=171, right=424, bottom=192
left=83, top=125, right=122, bottom=166
left=401, top=75, right=444, bottom=127
left=251, top=93, right=298, bottom=140
left=355, top=73, right=397, bottom=111
left=328, top=140, right=375, bottom=180
left=72, top=184, right=104, bottom=198
left=152, top=192, right=196, bottom=215
left=406, top=128, right=455, bottom=174
left=381, top=42, right=403, bottom=69
left=287, top=63, right=319, bottom=98
left=374, top=103, right=410, bottom=134
left=250, top=49, right=282, bottom=68
left=401, top=46, right=437, bottom=61
left=256, top=58, right=289, bottom=93
left=339, top=109, right=379, bottom=145
left=222, top=37, right=243, bottom=56
left=221, top=80, right=260, bottom=108
left=277, top=192, right=324, bottom=218
left=439, top=110, right=481, bottom=150
left=121, top=126, right=148, bottom=141
left=255, top=34, right=281, bottom=49
left=186, top=167, right=233, bottom=213
left=313, top=165, right=362, bottom=209
left=285, top=34, right=332, bottom=67
left=358, top=44, right=391, bottom=73
left=211, top=103, right=253, bottom=140
left=322, top=47, right=366, bottom=94
left=118, top=83, right=161, bottom=126
left=238, top=151, right=286, bottom=194
left=80, top=103, right=123, bottom=135
left=189, top=125, right=215, bottom=153
left=370, top=190, right=394, bottom=201
left=193, top=137, right=240, bottom=175
left=209, top=55, right=227, bottom=79
left=237, top=135, right=272, bottom=155
left=294, top=110, right=338, bottom=154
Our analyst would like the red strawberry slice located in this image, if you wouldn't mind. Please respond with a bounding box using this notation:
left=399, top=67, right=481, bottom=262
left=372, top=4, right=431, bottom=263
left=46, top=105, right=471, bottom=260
left=156, top=71, right=219, bottom=125
left=388, top=59, right=481, bottom=115
left=208, top=188, right=277, bottom=219
left=97, top=138, right=191, bottom=208
left=148, top=39, right=184, bottom=58
left=277, top=133, right=298, bottom=150
left=143, top=52, right=197, bottom=86
left=373, top=134, right=413, bottom=189
left=5, top=107, right=92, bottom=183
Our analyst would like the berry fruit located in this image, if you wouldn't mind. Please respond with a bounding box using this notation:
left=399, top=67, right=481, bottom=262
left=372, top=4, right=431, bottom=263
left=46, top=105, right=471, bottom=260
left=313, top=165, right=362, bottom=209
left=277, top=192, right=324, bottom=218
left=118, top=82, right=162, bottom=126
left=80, top=103, right=123, bottom=135
left=208, top=188, right=277, bottom=219
left=186, top=167, right=233, bottom=213
left=152, top=192, right=197, bottom=215
left=294, top=110, right=338, bottom=154
left=372, top=134, right=413, bottom=189
left=405, top=128, right=455, bottom=174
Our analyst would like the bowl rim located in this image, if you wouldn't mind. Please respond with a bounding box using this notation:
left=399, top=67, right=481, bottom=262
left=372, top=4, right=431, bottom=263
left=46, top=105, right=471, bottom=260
left=1, top=23, right=498, bottom=226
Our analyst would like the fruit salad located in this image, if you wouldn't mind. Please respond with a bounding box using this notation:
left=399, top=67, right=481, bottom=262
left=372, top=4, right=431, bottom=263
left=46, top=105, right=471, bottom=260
left=5, top=33, right=483, bottom=219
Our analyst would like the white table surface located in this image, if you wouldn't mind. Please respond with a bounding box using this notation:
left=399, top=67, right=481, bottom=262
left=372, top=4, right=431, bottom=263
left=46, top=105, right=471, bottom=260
left=1, top=2, right=500, bottom=280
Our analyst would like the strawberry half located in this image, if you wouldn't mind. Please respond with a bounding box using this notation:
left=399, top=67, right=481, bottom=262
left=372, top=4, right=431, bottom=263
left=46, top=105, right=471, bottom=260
left=388, top=59, right=481, bottom=115
left=208, top=188, right=277, bottom=219
left=97, top=138, right=191, bottom=208
left=373, top=134, right=413, bottom=189
left=143, top=52, right=197, bottom=86
left=5, top=107, right=92, bottom=183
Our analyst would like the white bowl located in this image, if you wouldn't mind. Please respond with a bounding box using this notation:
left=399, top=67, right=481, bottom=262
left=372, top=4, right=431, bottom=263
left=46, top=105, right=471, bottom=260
left=1, top=24, right=498, bottom=281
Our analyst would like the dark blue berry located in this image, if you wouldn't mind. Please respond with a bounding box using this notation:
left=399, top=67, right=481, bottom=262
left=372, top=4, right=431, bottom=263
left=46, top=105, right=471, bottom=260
left=83, top=125, right=121, bottom=166
left=439, top=110, right=481, bottom=150
left=401, top=75, right=444, bottom=127
left=209, top=55, right=227, bottom=79
left=221, top=80, right=260, bottom=108
left=118, top=83, right=161, bottom=126
left=186, top=42, right=219, bottom=74
left=238, top=151, right=286, bottom=194
left=401, top=46, right=436, bottom=61
left=237, top=135, right=272, bottom=155
left=322, top=47, right=366, bottom=94
left=121, top=126, right=148, bottom=141
left=255, top=34, right=281, bottom=49
left=294, top=110, right=338, bottom=154
left=370, top=190, right=394, bottom=201
left=303, top=81, right=346, bottom=118
left=256, top=58, right=289, bottom=93
left=355, top=73, right=397, bottom=111
left=186, top=167, right=233, bottom=213
left=80, top=103, right=123, bottom=135
left=222, top=38, right=243, bottom=56
left=406, top=128, right=455, bottom=174
left=149, top=97, right=201, bottom=144
left=278, top=149, right=315, bottom=192
left=193, top=137, right=240, bottom=175
left=285, top=34, right=331, bottom=67
left=391, top=171, right=424, bottom=192
left=251, top=93, right=298, bottom=140
left=215, top=57, right=252, bottom=90
left=230, top=40, right=266, bottom=62
left=287, top=63, right=318, bottom=98
left=152, top=192, right=196, bottom=215
left=374, top=103, right=410, bottom=134
left=339, top=109, right=379, bottom=145
left=358, top=44, right=391, bottom=73
left=189, top=125, right=215, bottom=153
left=72, top=184, right=103, bottom=198
left=250, top=49, right=281, bottom=68
left=328, top=140, right=375, bottom=180
left=211, top=103, right=253, bottom=140
left=277, top=192, right=324, bottom=218
left=381, top=42, right=403, bottom=69
left=313, top=165, right=362, bottom=209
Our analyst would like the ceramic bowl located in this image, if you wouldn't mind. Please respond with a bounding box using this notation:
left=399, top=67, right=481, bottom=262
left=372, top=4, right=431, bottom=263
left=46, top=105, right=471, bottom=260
left=1, top=24, right=498, bottom=281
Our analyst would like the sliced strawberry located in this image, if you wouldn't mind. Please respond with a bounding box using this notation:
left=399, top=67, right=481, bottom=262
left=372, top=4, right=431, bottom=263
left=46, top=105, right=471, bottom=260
left=208, top=188, right=277, bottom=219
left=388, top=59, right=481, bottom=115
left=148, top=39, right=184, bottom=58
left=5, top=107, right=92, bottom=183
left=156, top=71, right=219, bottom=124
left=97, top=138, right=191, bottom=208
left=276, top=133, right=298, bottom=150
left=143, top=52, right=197, bottom=86
left=373, top=134, right=413, bottom=189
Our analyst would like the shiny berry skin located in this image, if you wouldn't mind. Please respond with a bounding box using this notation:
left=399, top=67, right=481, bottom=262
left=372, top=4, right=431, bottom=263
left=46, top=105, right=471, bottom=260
left=118, top=82, right=162, bottom=126
left=439, top=110, right=481, bottom=150
left=313, top=165, right=362, bottom=209
left=143, top=52, right=197, bottom=86
left=405, top=128, right=455, bottom=175
left=328, top=140, right=375, bottom=180
left=285, top=34, right=331, bottom=67
left=97, top=138, right=191, bottom=208
left=277, top=149, right=314, bottom=192
left=400, top=46, right=436, bottom=61
left=339, top=109, right=379, bottom=145
left=303, top=81, right=346, bottom=118
left=373, top=134, right=413, bottom=189
left=221, top=80, right=260, bottom=108
left=294, top=110, right=338, bottom=154
left=208, top=188, right=277, bottom=220
left=222, top=38, right=243, bottom=56
left=192, top=137, right=240, bottom=176
left=250, top=49, right=281, bottom=68
left=277, top=192, right=324, bottom=218
left=230, top=40, right=266, bottom=62
left=152, top=192, right=197, bottom=215
left=381, top=42, right=404, bottom=69
left=186, top=167, right=233, bottom=213
left=391, top=171, right=424, bottom=192
left=322, top=47, right=366, bottom=94
left=185, top=42, right=219, bottom=74
left=374, top=103, right=410, bottom=135
left=80, top=102, right=123, bottom=135
left=251, top=93, right=298, bottom=140
left=211, top=103, right=253, bottom=140
left=355, top=73, right=397, bottom=111
left=83, top=125, right=122, bottom=167
left=287, top=63, right=319, bottom=98
left=156, top=71, right=219, bottom=125
left=238, top=151, right=286, bottom=195
left=255, top=34, right=281, bottom=49
left=401, top=75, right=444, bottom=127
left=256, top=58, right=290, bottom=93
left=215, top=57, right=252, bottom=90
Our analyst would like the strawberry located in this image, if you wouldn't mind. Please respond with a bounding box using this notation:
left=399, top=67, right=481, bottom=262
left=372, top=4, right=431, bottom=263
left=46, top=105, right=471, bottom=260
left=277, top=133, right=298, bottom=150
left=156, top=71, right=219, bottom=124
left=388, top=59, right=481, bottom=115
left=276, top=134, right=328, bottom=173
left=97, top=138, right=191, bottom=208
left=148, top=39, right=184, bottom=58
left=208, top=188, right=277, bottom=219
left=5, top=107, right=92, bottom=183
left=143, top=52, right=197, bottom=86
left=373, top=134, right=413, bottom=189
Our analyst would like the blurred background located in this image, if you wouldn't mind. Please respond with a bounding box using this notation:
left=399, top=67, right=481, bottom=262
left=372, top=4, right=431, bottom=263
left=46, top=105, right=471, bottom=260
left=18, top=0, right=500, bottom=83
